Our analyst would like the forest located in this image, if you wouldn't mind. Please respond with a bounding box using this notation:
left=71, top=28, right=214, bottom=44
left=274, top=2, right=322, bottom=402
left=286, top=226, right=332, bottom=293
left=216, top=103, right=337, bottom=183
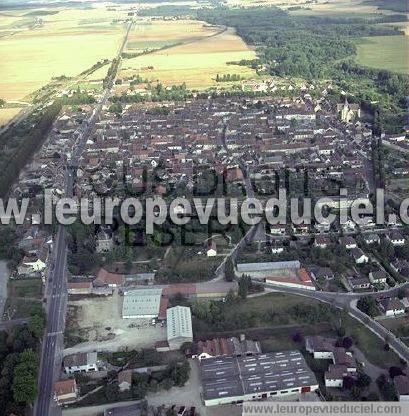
left=198, top=6, right=408, bottom=133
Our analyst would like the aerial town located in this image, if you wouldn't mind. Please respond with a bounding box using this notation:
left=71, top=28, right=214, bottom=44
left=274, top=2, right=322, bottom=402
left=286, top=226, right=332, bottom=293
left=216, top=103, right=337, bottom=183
left=0, top=1, right=408, bottom=416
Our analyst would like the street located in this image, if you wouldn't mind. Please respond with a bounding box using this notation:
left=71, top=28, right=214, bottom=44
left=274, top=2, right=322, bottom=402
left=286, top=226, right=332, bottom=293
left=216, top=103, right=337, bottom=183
left=34, top=18, right=134, bottom=416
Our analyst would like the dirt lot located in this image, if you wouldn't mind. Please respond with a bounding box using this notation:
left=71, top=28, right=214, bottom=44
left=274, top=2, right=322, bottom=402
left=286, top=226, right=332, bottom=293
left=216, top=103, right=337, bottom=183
left=64, top=290, right=166, bottom=355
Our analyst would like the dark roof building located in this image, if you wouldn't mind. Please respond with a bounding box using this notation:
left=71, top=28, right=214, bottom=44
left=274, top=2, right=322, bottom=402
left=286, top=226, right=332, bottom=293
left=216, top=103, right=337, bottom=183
left=200, top=350, right=318, bottom=406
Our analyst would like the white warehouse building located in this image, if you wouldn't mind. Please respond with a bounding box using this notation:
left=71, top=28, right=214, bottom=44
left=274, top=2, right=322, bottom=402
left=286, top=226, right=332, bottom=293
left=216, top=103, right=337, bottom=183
left=166, top=306, right=193, bottom=350
left=122, top=288, right=163, bottom=319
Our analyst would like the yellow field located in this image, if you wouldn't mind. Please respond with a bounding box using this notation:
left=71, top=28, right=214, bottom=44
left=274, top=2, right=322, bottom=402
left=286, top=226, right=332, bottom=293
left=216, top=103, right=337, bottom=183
left=126, top=19, right=216, bottom=52
left=0, top=107, right=22, bottom=126
left=120, top=25, right=257, bottom=90
left=0, top=5, right=126, bottom=101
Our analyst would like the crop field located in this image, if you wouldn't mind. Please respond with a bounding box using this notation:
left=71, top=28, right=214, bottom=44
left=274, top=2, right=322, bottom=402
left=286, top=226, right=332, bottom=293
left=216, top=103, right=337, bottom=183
left=287, top=0, right=397, bottom=17
left=355, top=35, right=408, bottom=74
left=0, top=5, right=126, bottom=101
left=120, top=25, right=257, bottom=90
left=125, top=19, right=217, bottom=53
left=0, top=107, right=22, bottom=126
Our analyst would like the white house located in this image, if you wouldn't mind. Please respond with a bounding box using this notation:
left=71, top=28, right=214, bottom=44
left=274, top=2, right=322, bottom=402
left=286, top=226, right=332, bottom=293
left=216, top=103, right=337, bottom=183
left=369, top=270, right=387, bottom=285
left=206, top=241, right=217, bottom=257
left=351, top=248, right=369, bottom=264
left=387, top=232, right=406, bottom=247
left=63, top=352, right=98, bottom=374
left=379, top=298, right=405, bottom=317
left=325, top=365, right=348, bottom=388
left=118, top=370, right=132, bottom=392
left=305, top=336, right=335, bottom=360
left=339, top=236, right=357, bottom=250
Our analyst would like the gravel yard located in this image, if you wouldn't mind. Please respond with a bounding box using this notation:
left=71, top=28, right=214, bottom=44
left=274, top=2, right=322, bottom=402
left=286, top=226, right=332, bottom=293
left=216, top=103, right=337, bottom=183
left=64, top=290, right=166, bottom=355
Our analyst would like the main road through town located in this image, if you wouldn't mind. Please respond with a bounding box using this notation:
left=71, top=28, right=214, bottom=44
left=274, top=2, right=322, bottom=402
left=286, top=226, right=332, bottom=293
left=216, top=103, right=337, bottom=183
left=34, top=18, right=134, bottom=416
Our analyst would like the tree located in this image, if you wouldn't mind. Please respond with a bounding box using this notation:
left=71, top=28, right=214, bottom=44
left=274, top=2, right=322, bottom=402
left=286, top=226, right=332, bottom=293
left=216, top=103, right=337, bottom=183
left=357, top=296, right=378, bottom=317
left=381, top=381, right=398, bottom=401
left=27, top=314, right=45, bottom=340
left=342, top=336, right=353, bottom=349
left=225, top=257, right=235, bottom=282
left=238, top=275, right=251, bottom=299
left=389, top=366, right=404, bottom=379
left=357, top=372, right=372, bottom=388
left=12, top=349, right=39, bottom=405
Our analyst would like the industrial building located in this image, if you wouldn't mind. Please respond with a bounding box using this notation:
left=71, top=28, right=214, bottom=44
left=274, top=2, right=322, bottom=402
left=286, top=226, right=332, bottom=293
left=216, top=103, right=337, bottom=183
left=166, top=306, right=193, bottom=350
left=200, top=350, right=318, bottom=406
left=122, top=288, right=163, bottom=319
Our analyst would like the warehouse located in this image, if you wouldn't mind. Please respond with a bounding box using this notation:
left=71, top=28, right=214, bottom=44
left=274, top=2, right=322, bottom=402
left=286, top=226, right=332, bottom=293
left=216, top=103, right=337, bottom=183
left=200, top=350, right=318, bottom=406
left=122, top=288, right=163, bottom=319
left=167, top=306, right=193, bottom=350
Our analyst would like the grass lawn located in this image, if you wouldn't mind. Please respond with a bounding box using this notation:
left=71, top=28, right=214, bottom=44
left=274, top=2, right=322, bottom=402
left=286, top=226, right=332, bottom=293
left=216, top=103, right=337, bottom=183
left=344, top=315, right=401, bottom=368
left=4, top=297, right=43, bottom=319
left=193, top=292, right=401, bottom=368
left=8, top=278, right=43, bottom=298
left=355, top=35, right=408, bottom=74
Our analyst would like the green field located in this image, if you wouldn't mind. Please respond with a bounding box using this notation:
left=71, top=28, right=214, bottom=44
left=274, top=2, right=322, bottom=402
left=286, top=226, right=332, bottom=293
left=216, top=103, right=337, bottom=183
left=355, top=35, right=408, bottom=74
left=8, top=278, right=43, bottom=298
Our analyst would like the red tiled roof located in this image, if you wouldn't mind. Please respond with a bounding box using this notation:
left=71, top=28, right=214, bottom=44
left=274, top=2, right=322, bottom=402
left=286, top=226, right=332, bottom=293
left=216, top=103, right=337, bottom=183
left=54, top=379, right=76, bottom=396
left=96, top=268, right=124, bottom=286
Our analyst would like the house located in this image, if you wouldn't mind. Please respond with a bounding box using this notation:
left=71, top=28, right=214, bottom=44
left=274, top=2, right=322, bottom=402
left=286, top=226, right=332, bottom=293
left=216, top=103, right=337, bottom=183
left=94, top=268, right=124, bottom=288
left=350, top=248, right=369, bottom=264
left=369, top=270, right=387, bottom=285
left=363, top=234, right=380, bottom=245
left=63, top=352, right=98, bottom=374
left=96, top=230, right=113, bottom=253
left=332, top=347, right=356, bottom=373
left=394, top=375, right=409, bottom=401
left=348, top=276, right=371, bottom=290
left=387, top=231, right=406, bottom=247
left=271, top=241, right=284, bottom=254
left=269, top=224, right=286, bottom=235
left=391, top=259, right=409, bottom=276
left=206, top=241, right=217, bottom=257
left=305, top=336, right=335, bottom=359
left=54, top=379, right=78, bottom=405
left=118, top=370, right=132, bottom=392
left=339, top=236, right=357, bottom=250
left=378, top=297, right=405, bottom=317
left=311, top=267, right=334, bottom=281
left=325, top=364, right=348, bottom=388
left=314, top=236, right=330, bottom=249
left=17, top=257, right=47, bottom=277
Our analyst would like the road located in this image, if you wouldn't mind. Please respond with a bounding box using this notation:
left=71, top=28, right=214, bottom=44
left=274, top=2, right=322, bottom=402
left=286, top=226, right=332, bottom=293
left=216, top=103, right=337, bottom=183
left=260, top=280, right=409, bottom=361
left=34, top=18, right=134, bottom=416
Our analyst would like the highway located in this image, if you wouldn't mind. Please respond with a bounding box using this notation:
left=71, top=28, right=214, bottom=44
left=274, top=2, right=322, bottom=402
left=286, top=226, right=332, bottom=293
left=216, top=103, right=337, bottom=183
left=34, top=18, right=133, bottom=416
